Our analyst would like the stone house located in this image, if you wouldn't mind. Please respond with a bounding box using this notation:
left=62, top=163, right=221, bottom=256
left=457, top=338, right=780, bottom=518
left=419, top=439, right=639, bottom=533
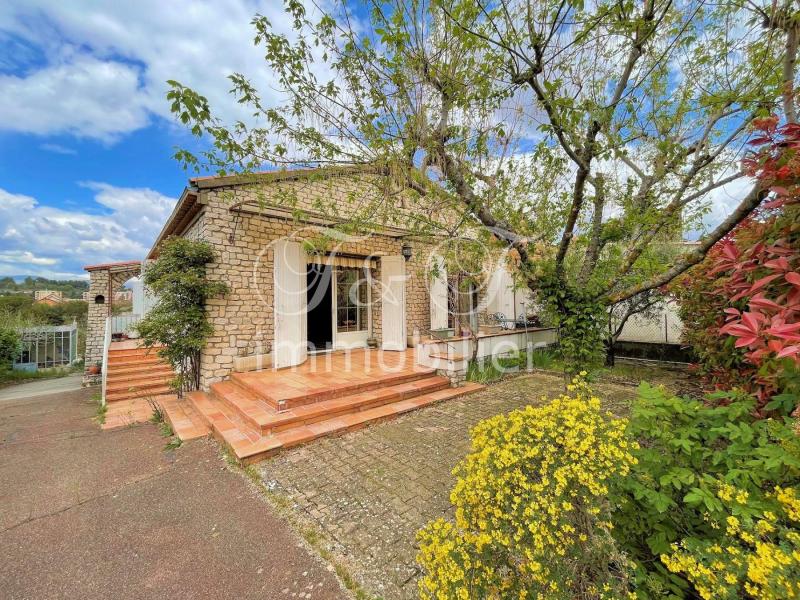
left=33, top=290, right=64, bottom=305
left=85, top=167, right=550, bottom=392
left=150, top=166, right=526, bottom=388
left=84, top=167, right=560, bottom=459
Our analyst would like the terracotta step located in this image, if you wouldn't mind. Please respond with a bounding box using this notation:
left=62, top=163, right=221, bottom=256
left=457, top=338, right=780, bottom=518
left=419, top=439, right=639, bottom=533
left=106, top=363, right=172, bottom=377
left=211, top=374, right=450, bottom=434
left=106, top=372, right=173, bottom=392
left=187, top=391, right=281, bottom=463
left=108, top=355, right=164, bottom=367
left=108, top=347, right=163, bottom=359
left=188, top=382, right=484, bottom=464
left=106, top=383, right=173, bottom=402
left=231, top=367, right=437, bottom=411
left=106, top=369, right=174, bottom=388
left=158, top=395, right=211, bottom=440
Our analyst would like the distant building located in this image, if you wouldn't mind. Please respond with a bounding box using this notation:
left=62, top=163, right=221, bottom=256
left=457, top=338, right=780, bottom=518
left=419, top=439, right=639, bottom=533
left=82, top=291, right=91, bottom=302
left=34, top=290, right=64, bottom=306
left=34, top=290, right=63, bottom=301
left=113, top=290, right=133, bottom=303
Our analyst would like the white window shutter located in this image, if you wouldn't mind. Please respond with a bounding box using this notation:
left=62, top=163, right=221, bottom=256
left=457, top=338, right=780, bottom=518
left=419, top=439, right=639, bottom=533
left=429, top=255, right=448, bottom=330
left=273, top=240, right=308, bottom=368
left=380, top=255, right=407, bottom=350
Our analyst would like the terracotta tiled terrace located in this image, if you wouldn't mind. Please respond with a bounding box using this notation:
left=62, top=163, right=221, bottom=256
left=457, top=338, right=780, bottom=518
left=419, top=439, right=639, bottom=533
left=161, top=349, right=483, bottom=464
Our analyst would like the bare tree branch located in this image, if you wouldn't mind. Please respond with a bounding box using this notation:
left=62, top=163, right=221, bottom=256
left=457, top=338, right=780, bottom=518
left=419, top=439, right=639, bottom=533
left=608, top=184, right=764, bottom=303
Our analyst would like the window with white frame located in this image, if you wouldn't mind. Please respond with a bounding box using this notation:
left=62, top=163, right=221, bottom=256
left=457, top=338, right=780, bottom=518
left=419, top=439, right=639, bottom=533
left=336, top=267, right=369, bottom=332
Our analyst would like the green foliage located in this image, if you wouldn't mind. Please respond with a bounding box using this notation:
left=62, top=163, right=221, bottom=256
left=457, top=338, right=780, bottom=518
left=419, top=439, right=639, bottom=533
left=538, top=274, right=607, bottom=374
left=465, top=359, right=503, bottom=384
left=0, top=325, right=21, bottom=369
left=417, top=377, right=636, bottom=599
left=135, top=237, right=228, bottom=395
left=0, top=276, right=88, bottom=299
left=661, top=485, right=800, bottom=600
left=528, top=348, right=557, bottom=370
left=0, top=296, right=88, bottom=359
left=609, top=383, right=800, bottom=598
left=93, top=392, right=107, bottom=424
left=466, top=349, right=558, bottom=383
left=418, top=374, right=800, bottom=599
left=0, top=295, right=88, bottom=327
left=0, top=364, right=82, bottom=386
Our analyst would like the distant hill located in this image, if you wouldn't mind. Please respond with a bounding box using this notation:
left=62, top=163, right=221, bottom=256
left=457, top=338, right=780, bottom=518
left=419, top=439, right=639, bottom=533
left=0, top=276, right=89, bottom=299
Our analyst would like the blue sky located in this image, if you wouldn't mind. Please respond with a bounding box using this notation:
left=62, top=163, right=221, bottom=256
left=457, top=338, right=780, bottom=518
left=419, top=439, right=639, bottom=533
left=0, top=1, right=748, bottom=280
left=0, top=0, right=308, bottom=279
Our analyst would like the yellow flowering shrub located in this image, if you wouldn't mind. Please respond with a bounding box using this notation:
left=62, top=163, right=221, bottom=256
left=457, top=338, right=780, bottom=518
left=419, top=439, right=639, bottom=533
left=609, top=384, right=800, bottom=598
left=661, top=484, right=800, bottom=600
left=417, top=376, right=638, bottom=599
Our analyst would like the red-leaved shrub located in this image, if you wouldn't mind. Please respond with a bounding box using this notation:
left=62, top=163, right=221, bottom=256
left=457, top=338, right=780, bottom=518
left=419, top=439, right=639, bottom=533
left=673, top=117, right=800, bottom=413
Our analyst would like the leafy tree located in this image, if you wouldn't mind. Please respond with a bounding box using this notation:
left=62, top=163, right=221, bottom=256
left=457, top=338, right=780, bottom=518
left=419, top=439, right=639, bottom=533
left=0, top=326, right=21, bottom=369
left=168, top=0, right=798, bottom=371
left=0, top=291, right=89, bottom=325
left=135, top=237, right=228, bottom=395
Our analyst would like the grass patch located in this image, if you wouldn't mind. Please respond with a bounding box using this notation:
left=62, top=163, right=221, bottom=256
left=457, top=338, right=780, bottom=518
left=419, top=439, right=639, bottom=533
left=164, top=436, right=182, bottom=450
left=146, top=396, right=182, bottom=449
left=148, top=398, right=165, bottom=424
left=467, top=348, right=559, bottom=384
left=92, top=391, right=107, bottom=425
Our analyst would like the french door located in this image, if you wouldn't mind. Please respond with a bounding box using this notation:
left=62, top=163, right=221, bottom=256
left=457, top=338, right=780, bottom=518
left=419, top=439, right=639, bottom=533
left=332, top=267, right=371, bottom=349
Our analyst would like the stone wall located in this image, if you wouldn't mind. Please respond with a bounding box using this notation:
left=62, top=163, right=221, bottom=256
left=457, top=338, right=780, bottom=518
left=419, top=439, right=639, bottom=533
left=85, top=270, right=110, bottom=367
left=186, top=178, right=438, bottom=389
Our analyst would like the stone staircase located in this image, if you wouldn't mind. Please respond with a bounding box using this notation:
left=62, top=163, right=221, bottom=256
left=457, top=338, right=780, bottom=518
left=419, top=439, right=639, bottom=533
left=162, top=362, right=483, bottom=464
left=105, top=344, right=174, bottom=402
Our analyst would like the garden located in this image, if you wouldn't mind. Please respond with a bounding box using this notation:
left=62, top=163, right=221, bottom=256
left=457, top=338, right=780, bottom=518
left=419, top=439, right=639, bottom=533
left=417, top=118, right=800, bottom=599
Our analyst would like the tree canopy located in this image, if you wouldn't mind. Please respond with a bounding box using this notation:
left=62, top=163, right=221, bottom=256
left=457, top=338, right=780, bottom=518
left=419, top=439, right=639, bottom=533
left=168, top=0, right=799, bottom=367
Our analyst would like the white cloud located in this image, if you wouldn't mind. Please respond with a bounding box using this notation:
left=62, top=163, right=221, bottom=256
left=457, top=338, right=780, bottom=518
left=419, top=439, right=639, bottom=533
left=0, top=185, right=175, bottom=277
left=0, top=1, right=327, bottom=141
left=40, top=143, right=77, bottom=155
left=692, top=175, right=756, bottom=238
left=0, top=250, right=58, bottom=266
left=0, top=54, right=150, bottom=141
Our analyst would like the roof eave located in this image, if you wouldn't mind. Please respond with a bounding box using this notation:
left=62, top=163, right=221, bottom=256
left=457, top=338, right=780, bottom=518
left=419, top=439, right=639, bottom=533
left=146, top=186, right=201, bottom=259
left=189, top=164, right=375, bottom=190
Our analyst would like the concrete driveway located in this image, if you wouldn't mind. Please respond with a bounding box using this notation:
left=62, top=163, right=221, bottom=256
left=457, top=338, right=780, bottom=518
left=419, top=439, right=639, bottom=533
left=0, top=374, right=83, bottom=402
left=0, top=387, right=347, bottom=600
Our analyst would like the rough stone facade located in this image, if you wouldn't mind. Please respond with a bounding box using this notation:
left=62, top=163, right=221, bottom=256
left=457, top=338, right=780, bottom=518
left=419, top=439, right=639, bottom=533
left=180, top=176, right=438, bottom=389
left=85, top=270, right=110, bottom=367
left=85, top=266, right=142, bottom=368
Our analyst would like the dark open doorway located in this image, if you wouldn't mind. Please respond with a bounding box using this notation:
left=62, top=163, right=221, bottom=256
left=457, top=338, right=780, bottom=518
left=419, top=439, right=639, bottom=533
left=307, top=264, right=333, bottom=351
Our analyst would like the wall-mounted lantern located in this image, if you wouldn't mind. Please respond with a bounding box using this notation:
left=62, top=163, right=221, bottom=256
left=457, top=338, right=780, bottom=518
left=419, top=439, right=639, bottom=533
left=401, top=243, right=413, bottom=262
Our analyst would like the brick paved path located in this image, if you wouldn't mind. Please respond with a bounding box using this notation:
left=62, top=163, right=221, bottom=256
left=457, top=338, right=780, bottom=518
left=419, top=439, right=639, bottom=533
left=258, top=372, right=639, bottom=599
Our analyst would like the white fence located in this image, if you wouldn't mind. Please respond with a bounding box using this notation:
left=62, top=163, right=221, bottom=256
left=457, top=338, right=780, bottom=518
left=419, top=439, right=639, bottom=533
left=101, top=317, right=112, bottom=406
left=130, top=278, right=157, bottom=316
left=111, top=313, right=142, bottom=337
left=416, top=328, right=558, bottom=371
